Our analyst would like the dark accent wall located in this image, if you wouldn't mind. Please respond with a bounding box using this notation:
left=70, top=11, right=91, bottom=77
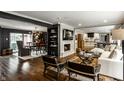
left=0, top=28, right=10, bottom=55
left=1, top=29, right=10, bottom=51
left=0, top=11, right=52, bottom=55
left=0, top=28, right=32, bottom=55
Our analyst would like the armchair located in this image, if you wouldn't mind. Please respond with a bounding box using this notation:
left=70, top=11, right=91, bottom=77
left=66, top=61, right=101, bottom=81
left=17, top=41, right=31, bottom=56
left=42, top=55, right=65, bottom=80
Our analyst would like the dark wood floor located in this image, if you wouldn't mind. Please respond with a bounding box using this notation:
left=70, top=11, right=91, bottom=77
left=0, top=55, right=53, bottom=81
left=1, top=53, right=88, bottom=80
left=0, top=54, right=94, bottom=81
left=0, top=54, right=118, bottom=81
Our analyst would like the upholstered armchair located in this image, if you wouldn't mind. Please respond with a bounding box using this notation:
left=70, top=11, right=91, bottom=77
left=66, top=61, right=101, bottom=81
left=42, top=55, right=65, bottom=80
left=17, top=41, right=31, bottom=56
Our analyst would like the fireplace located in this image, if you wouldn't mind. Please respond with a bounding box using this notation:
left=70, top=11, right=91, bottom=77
left=64, top=44, right=70, bottom=51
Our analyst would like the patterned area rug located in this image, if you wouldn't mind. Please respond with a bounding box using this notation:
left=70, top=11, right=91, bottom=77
left=46, top=56, right=119, bottom=81
left=46, top=68, right=93, bottom=81
left=46, top=67, right=118, bottom=81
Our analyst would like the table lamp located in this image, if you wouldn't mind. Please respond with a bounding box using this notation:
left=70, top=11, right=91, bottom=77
left=112, top=28, right=124, bottom=80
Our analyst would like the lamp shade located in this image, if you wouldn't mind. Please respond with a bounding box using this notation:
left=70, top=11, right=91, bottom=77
left=112, top=28, right=124, bottom=40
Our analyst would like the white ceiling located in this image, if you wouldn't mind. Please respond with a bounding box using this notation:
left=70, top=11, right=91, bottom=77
left=76, top=25, right=116, bottom=33
left=10, top=11, right=124, bottom=28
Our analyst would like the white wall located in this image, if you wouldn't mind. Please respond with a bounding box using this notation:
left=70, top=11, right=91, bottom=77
left=76, top=25, right=115, bottom=33
left=75, top=29, right=100, bottom=40
left=59, top=23, right=75, bottom=57
left=83, top=33, right=100, bottom=40
left=75, top=29, right=100, bottom=48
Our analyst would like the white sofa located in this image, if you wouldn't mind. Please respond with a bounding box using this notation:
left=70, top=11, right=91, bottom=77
left=98, top=48, right=123, bottom=80
left=98, top=57, right=123, bottom=80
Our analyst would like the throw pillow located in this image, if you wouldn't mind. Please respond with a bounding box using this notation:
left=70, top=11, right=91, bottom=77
left=90, top=48, right=104, bottom=54
left=112, top=49, right=123, bottom=60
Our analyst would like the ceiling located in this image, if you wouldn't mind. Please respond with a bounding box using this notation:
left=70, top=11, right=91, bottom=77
left=9, top=11, right=124, bottom=28
left=76, top=25, right=116, bottom=33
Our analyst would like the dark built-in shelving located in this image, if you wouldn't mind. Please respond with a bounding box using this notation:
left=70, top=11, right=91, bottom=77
left=48, top=24, right=60, bottom=56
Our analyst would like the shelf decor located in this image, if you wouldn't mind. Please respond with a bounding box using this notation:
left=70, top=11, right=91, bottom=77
left=48, top=24, right=60, bottom=56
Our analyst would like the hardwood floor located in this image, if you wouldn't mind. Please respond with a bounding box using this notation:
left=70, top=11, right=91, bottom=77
left=0, top=54, right=118, bottom=81
left=0, top=53, right=78, bottom=81
left=0, top=54, right=91, bottom=81
left=0, top=55, right=50, bottom=81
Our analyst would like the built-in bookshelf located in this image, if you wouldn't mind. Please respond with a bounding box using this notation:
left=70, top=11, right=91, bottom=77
left=48, top=24, right=60, bottom=56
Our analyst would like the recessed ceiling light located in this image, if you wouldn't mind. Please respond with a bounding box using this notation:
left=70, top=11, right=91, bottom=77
left=57, top=17, right=62, bottom=21
left=78, top=24, right=82, bottom=26
left=103, top=20, right=108, bottom=23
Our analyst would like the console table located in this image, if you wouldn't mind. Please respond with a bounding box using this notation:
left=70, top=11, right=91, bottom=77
left=2, top=49, right=13, bottom=56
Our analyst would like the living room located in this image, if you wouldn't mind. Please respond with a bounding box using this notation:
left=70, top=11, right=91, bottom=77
left=0, top=11, right=123, bottom=81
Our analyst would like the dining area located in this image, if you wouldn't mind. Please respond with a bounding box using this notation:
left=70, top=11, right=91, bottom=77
left=25, top=42, right=47, bottom=55
left=15, top=31, right=48, bottom=56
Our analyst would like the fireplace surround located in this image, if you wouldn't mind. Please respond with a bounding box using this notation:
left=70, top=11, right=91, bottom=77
left=64, top=44, right=70, bottom=51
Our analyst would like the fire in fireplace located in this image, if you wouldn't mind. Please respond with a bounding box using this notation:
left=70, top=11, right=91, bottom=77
left=64, top=44, right=70, bottom=51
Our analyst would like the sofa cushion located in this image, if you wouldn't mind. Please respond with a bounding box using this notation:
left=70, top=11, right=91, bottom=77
left=104, top=45, right=111, bottom=51
left=104, top=45, right=116, bottom=51
left=90, top=48, right=104, bottom=54
left=110, top=45, right=116, bottom=51
left=100, top=51, right=111, bottom=58
left=108, top=49, right=115, bottom=59
left=111, top=49, right=123, bottom=60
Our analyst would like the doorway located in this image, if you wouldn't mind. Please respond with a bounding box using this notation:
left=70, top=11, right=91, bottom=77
left=23, top=34, right=32, bottom=46
left=10, top=33, right=23, bottom=53
left=10, top=33, right=32, bottom=53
